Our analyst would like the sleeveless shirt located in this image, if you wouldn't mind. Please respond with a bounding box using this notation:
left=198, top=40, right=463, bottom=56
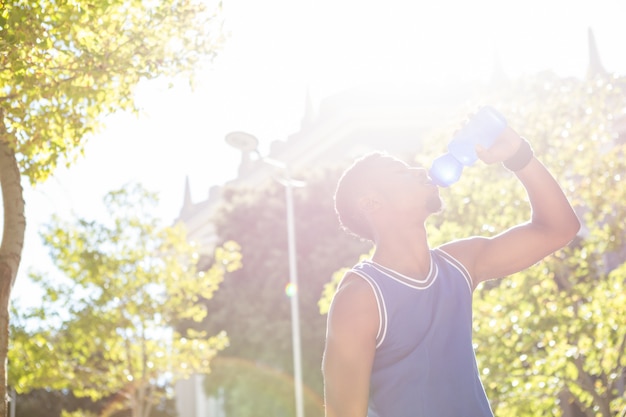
left=350, top=248, right=494, bottom=417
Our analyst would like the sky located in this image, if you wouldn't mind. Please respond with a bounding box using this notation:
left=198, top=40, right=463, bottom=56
left=7, top=0, right=626, bottom=305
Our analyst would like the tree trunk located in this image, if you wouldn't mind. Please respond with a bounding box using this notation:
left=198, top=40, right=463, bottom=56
left=0, top=138, right=26, bottom=417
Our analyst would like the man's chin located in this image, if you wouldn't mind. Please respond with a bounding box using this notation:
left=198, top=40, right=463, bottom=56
left=426, top=196, right=444, bottom=214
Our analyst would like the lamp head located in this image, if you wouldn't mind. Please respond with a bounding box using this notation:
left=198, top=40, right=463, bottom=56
left=225, top=131, right=259, bottom=152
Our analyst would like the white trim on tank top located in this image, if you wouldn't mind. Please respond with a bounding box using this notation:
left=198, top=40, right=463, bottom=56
left=349, top=249, right=473, bottom=349
left=364, top=255, right=438, bottom=290
left=433, top=248, right=474, bottom=293
left=348, top=269, right=388, bottom=348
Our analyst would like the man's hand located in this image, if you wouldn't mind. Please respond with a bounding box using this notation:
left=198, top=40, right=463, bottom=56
left=475, top=126, right=523, bottom=164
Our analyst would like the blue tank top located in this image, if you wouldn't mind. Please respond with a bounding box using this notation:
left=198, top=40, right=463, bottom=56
left=350, top=248, right=494, bottom=417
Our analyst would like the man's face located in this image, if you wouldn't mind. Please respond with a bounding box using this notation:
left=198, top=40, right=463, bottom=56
left=367, top=156, right=442, bottom=218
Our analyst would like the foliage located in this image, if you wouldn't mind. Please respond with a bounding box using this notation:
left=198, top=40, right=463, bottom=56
left=10, top=389, right=101, bottom=417
left=204, top=356, right=326, bottom=417
left=11, top=388, right=177, bottom=417
left=416, top=74, right=626, bottom=417
left=199, top=166, right=371, bottom=416
left=464, top=73, right=626, bottom=417
left=0, top=0, right=224, bottom=184
left=1, top=1, right=224, bottom=414
left=8, top=184, right=241, bottom=417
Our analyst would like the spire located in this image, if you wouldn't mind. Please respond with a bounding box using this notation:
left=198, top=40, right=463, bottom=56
left=182, top=176, right=192, bottom=212
left=587, top=27, right=607, bottom=78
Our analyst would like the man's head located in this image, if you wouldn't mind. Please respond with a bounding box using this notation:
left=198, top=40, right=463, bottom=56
left=334, top=152, right=442, bottom=241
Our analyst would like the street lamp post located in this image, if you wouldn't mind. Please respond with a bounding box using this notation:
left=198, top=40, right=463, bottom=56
left=225, top=132, right=305, bottom=417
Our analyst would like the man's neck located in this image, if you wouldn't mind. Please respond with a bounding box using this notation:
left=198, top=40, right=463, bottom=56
left=371, top=225, right=431, bottom=279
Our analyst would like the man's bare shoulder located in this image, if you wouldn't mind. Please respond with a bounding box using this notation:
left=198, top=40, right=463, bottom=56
left=439, top=236, right=489, bottom=278
left=334, top=271, right=377, bottom=303
left=328, top=272, right=378, bottom=328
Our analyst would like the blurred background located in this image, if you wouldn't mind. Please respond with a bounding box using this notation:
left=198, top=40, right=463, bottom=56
left=2, top=0, right=626, bottom=416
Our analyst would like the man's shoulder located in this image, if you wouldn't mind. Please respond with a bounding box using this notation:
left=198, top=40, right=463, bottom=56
left=336, top=270, right=375, bottom=297
left=331, top=268, right=379, bottom=313
left=328, top=270, right=379, bottom=340
left=437, top=236, right=489, bottom=273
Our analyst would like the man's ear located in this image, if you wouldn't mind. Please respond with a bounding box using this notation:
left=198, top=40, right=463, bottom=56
left=357, top=195, right=381, bottom=214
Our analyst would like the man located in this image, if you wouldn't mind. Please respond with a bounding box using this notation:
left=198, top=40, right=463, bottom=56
left=322, top=121, right=580, bottom=417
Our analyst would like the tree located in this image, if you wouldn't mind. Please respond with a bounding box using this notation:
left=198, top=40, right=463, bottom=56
left=200, top=167, right=370, bottom=416
left=9, top=388, right=177, bottom=417
left=8, top=184, right=241, bottom=417
left=318, top=71, right=626, bottom=416
left=464, top=73, right=626, bottom=417
left=0, top=1, right=223, bottom=413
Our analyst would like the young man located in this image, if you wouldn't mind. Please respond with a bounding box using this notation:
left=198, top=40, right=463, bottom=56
left=322, top=122, right=580, bottom=417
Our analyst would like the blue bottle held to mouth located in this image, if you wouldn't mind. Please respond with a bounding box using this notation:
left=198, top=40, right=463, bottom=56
left=429, top=106, right=507, bottom=187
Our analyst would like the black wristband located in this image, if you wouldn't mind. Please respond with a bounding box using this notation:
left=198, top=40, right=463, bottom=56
left=503, top=138, right=534, bottom=171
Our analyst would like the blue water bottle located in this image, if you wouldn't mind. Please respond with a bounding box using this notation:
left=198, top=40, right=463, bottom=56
left=429, top=106, right=507, bottom=187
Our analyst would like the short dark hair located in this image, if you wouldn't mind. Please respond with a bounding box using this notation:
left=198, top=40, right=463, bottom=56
left=334, top=152, right=388, bottom=241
